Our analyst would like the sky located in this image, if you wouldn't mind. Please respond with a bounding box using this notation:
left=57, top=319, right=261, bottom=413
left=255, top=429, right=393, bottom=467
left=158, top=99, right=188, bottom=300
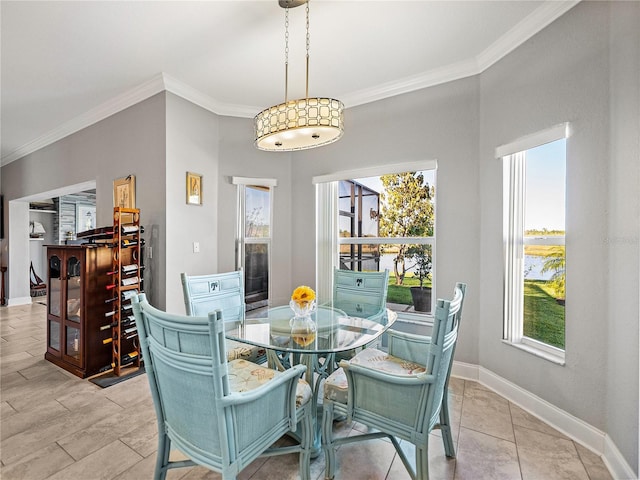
left=524, top=138, right=566, bottom=231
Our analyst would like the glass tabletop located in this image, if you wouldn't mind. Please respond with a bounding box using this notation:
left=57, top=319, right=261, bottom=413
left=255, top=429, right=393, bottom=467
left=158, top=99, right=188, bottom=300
left=226, top=304, right=397, bottom=355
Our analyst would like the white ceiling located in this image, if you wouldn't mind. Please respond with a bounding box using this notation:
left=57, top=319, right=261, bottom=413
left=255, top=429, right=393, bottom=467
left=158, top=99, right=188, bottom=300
left=1, top=0, right=579, bottom=165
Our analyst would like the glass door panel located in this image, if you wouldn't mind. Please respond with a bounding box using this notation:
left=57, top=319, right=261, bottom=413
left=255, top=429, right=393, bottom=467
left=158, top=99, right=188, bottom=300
left=245, top=244, right=269, bottom=304
left=48, top=320, right=60, bottom=351
left=48, top=255, right=61, bottom=317
left=66, top=256, right=81, bottom=323
left=65, top=325, right=80, bottom=360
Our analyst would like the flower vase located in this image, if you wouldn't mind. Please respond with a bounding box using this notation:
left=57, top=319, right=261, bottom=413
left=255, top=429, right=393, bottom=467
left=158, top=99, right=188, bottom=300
left=289, top=300, right=317, bottom=346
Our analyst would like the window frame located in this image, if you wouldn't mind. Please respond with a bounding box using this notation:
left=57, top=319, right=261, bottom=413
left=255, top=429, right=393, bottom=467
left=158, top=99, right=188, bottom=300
left=232, top=176, right=277, bottom=308
left=313, top=161, right=437, bottom=322
left=499, top=124, right=568, bottom=364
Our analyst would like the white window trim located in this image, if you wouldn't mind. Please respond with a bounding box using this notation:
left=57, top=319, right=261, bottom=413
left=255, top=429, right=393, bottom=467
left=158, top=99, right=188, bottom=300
left=500, top=125, right=568, bottom=364
left=315, top=161, right=437, bottom=321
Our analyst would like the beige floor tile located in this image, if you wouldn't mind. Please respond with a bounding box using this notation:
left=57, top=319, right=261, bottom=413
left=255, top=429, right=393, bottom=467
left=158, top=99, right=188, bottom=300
left=1, top=399, right=69, bottom=440
left=515, top=425, right=589, bottom=480
left=44, top=440, right=144, bottom=480
left=119, top=418, right=160, bottom=457
left=2, top=370, right=86, bottom=412
left=1, top=396, right=123, bottom=465
left=0, top=443, right=74, bottom=480
left=329, top=437, right=397, bottom=479
left=16, top=358, right=61, bottom=380
left=460, top=385, right=514, bottom=442
left=56, top=399, right=159, bottom=461
left=454, top=427, right=521, bottom=480
left=1, top=371, right=29, bottom=390
left=1, top=400, right=18, bottom=419
left=509, top=403, right=568, bottom=440
left=0, top=338, right=44, bottom=357
left=574, top=443, right=613, bottom=480
left=449, top=376, right=465, bottom=396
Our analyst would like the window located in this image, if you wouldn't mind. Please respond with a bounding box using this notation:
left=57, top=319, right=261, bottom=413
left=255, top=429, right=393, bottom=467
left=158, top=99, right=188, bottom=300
left=501, top=125, right=567, bottom=362
left=314, top=161, right=437, bottom=319
left=233, top=177, right=277, bottom=310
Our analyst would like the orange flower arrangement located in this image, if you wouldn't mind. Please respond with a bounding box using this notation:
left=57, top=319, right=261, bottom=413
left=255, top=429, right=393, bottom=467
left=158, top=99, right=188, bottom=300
left=291, top=285, right=316, bottom=307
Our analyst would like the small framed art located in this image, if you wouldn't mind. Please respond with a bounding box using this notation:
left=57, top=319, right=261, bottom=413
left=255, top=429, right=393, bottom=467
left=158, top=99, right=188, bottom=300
left=186, top=172, right=202, bottom=205
left=113, top=175, right=136, bottom=209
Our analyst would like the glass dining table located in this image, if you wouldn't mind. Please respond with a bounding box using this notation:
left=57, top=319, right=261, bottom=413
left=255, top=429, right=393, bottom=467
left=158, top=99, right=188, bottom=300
left=225, top=303, right=398, bottom=453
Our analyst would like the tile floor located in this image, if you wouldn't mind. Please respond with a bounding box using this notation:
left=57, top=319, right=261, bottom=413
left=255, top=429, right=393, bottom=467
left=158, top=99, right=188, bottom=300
left=1, top=301, right=614, bottom=480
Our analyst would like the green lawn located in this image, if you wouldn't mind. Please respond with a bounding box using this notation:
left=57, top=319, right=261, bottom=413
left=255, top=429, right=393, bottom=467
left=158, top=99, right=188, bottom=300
left=387, top=275, right=565, bottom=350
left=523, top=280, right=565, bottom=349
left=387, top=274, right=431, bottom=305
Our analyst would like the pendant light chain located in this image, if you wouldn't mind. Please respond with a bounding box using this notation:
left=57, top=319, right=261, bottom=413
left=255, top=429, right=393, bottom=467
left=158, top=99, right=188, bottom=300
left=284, top=6, right=289, bottom=103
left=305, top=1, right=310, bottom=99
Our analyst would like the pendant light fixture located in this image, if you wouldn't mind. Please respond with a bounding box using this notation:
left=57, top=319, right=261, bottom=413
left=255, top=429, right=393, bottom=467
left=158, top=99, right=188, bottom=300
left=254, top=0, right=344, bottom=151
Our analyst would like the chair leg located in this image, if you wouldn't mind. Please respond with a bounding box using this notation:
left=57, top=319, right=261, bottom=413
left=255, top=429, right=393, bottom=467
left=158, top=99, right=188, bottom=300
left=322, top=402, right=337, bottom=480
left=155, top=432, right=171, bottom=480
left=415, top=444, right=430, bottom=480
left=439, top=394, right=456, bottom=458
left=299, top=405, right=313, bottom=480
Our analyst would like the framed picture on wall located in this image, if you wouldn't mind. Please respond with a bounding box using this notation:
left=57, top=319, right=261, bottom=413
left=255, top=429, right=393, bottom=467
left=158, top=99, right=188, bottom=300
left=113, top=175, right=136, bottom=209
left=186, top=172, right=202, bottom=205
left=76, top=203, right=96, bottom=233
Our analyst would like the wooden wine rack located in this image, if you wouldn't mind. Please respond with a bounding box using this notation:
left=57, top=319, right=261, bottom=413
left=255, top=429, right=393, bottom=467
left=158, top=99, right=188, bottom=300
left=108, top=207, right=143, bottom=376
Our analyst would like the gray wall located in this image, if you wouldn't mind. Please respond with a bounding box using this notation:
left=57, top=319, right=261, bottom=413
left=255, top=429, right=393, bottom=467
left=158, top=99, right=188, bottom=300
left=478, top=1, right=638, bottom=469
left=606, top=1, right=640, bottom=470
left=1, top=93, right=167, bottom=307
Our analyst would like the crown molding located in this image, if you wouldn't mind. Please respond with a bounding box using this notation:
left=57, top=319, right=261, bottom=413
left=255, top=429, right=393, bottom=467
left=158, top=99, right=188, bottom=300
left=163, top=74, right=259, bottom=118
left=1, top=74, right=167, bottom=166
left=342, top=58, right=481, bottom=108
left=477, top=0, right=581, bottom=71
left=1, top=1, right=581, bottom=167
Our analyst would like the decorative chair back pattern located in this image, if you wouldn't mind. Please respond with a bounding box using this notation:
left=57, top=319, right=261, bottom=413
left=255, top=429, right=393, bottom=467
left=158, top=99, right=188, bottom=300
left=181, top=270, right=245, bottom=326
left=332, top=268, right=389, bottom=320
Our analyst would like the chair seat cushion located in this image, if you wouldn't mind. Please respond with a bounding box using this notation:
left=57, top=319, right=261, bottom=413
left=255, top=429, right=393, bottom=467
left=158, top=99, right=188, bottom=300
left=226, top=339, right=266, bottom=363
left=228, top=359, right=312, bottom=408
left=323, top=348, right=426, bottom=404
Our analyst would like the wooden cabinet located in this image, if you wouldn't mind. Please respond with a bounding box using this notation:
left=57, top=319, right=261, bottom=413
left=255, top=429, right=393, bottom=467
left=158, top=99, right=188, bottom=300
left=45, top=245, right=113, bottom=378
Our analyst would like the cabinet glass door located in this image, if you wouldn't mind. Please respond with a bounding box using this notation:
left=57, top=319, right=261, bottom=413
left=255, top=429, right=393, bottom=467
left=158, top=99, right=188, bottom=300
left=66, top=256, right=81, bottom=323
left=48, top=255, right=61, bottom=317
left=48, top=320, right=61, bottom=351
left=65, top=325, right=80, bottom=360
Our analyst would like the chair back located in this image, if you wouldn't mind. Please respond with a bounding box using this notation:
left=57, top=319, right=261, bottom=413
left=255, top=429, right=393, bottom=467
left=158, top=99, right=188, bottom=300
left=181, top=270, right=245, bottom=326
left=132, top=293, right=231, bottom=466
left=425, top=284, right=465, bottom=430
left=333, top=268, right=389, bottom=320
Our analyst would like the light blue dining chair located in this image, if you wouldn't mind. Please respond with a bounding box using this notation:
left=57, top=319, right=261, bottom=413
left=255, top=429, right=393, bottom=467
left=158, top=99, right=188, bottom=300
left=181, top=270, right=266, bottom=364
left=321, top=283, right=466, bottom=480
left=132, top=293, right=313, bottom=480
left=332, top=268, right=390, bottom=361
left=332, top=267, right=390, bottom=322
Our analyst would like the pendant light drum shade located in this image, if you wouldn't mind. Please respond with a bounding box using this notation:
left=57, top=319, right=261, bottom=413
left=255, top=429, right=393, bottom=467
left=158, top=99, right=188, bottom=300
left=255, top=97, right=344, bottom=151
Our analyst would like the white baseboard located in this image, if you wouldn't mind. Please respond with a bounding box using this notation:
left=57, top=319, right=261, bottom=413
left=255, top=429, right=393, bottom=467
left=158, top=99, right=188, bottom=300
left=451, top=361, right=637, bottom=480
left=7, top=296, right=32, bottom=306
